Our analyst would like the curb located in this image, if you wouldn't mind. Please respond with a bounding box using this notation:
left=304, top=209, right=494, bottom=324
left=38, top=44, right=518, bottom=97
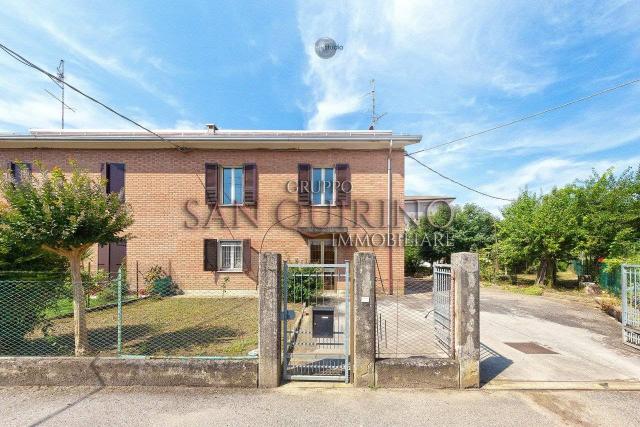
left=482, top=380, right=640, bottom=391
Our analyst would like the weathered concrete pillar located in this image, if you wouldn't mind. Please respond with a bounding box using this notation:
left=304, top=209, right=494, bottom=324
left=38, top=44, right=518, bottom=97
left=353, top=252, right=376, bottom=387
left=452, top=252, right=480, bottom=389
left=258, top=252, right=281, bottom=388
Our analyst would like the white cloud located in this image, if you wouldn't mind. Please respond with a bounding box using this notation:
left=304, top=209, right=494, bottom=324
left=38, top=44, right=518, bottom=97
left=296, top=0, right=567, bottom=129
left=0, top=0, right=185, bottom=131
left=296, top=0, right=640, bottom=212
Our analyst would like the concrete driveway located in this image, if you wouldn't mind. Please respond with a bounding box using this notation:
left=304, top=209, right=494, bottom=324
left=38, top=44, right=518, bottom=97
left=481, top=287, right=640, bottom=385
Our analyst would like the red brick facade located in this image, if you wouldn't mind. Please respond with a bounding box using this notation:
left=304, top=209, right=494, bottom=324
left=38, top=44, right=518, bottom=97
left=1, top=145, right=407, bottom=293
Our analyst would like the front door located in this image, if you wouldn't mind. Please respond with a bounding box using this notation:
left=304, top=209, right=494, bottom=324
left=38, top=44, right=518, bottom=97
left=309, top=239, right=337, bottom=290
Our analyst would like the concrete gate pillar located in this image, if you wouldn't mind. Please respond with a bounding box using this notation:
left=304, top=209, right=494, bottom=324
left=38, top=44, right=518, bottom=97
left=452, top=252, right=480, bottom=388
left=353, top=252, right=376, bottom=387
left=258, top=252, right=281, bottom=388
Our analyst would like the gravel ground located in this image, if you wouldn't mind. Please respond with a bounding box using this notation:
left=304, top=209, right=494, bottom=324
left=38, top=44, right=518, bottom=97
left=1, top=386, right=639, bottom=426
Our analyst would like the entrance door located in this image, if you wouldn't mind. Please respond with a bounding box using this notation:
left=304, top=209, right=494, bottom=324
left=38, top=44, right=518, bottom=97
left=282, top=261, right=351, bottom=382
left=309, top=239, right=337, bottom=290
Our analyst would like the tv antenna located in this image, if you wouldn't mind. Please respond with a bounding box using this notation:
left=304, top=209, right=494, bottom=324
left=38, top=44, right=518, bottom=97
left=367, top=79, right=386, bottom=130
left=44, top=59, right=75, bottom=129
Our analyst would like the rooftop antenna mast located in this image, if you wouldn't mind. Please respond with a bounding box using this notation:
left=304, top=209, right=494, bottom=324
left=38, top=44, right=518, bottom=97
left=44, top=59, right=75, bottom=129
left=368, top=79, right=386, bottom=130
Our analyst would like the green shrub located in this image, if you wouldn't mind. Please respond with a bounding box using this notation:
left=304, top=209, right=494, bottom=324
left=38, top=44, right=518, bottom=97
left=0, top=280, right=67, bottom=354
left=144, top=265, right=179, bottom=296
left=286, top=267, right=322, bottom=303
left=404, top=245, right=423, bottom=276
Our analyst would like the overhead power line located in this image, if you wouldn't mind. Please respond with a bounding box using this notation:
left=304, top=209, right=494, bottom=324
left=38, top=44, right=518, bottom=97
left=408, top=77, right=640, bottom=155
left=0, top=42, right=240, bottom=236
left=0, top=42, right=185, bottom=151
left=405, top=152, right=515, bottom=202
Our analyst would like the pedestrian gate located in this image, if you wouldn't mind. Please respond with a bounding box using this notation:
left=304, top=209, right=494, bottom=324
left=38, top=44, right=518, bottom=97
left=622, top=264, right=640, bottom=350
left=282, top=262, right=351, bottom=382
left=433, top=263, right=454, bottom=357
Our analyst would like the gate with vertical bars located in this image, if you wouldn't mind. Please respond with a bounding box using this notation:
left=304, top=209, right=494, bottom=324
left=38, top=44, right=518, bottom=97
left=622, top=264, right=640, bottom=350
left=282, top=262, right=351, bottom=382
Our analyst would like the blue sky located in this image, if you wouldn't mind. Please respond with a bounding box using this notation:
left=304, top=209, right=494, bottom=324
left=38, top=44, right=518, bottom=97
left=0, top=0, right=639, bottom=212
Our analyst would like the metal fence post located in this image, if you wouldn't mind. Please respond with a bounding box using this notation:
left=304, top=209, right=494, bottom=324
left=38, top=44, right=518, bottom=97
left=117, top=267, right=123, bottom=355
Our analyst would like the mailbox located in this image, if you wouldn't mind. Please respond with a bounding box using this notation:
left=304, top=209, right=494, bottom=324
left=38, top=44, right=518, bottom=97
left=312, top=306, right=334, bottom=338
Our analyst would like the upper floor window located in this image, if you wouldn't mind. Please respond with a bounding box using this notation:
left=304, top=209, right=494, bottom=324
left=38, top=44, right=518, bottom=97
left=311, top=167, right=335, bottom=206
left=205, top=163, right=256, bottom=206
left=222, top=167, right=244, bottom=205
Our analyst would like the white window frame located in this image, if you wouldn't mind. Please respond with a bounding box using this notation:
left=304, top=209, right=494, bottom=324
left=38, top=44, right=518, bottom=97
left=220, top=166, right=244, bottom=206
left=218, top=240, right=243, bottom=272
left=311, top=167, right=336, bottom=206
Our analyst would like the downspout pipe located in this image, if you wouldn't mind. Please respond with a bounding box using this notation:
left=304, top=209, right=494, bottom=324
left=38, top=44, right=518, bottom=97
left=388, top=138, right=394, bottom=295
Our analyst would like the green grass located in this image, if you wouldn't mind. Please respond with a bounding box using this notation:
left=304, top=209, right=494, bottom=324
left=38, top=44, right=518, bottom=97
left=482, top=270, right=579, bottom=297
left=21, top=297, right=258, bottom=357
left=43, top=295, right=137, bottom=319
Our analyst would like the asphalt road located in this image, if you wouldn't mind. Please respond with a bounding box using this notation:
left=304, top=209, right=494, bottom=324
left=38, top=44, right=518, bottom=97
left=1, top=386, right=639, bottom=426
left=481, top=287, right=640, bottom=383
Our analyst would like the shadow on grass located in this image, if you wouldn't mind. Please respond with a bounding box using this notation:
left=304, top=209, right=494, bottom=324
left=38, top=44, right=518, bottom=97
left=124, top=326, right=243, bottom=356
left=2, top=324, right=155, bottom=356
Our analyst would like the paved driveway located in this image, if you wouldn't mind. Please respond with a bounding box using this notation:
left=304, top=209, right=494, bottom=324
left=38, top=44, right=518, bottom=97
left=481, top=287, right=640, bottom=384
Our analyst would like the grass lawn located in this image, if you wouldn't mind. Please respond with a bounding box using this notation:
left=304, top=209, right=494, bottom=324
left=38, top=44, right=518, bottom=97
left=481, top=270, right=580, bottom=297
left=23, top=297, right=258, bottom=357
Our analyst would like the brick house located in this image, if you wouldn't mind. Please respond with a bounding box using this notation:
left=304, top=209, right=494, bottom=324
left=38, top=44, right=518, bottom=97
left=1, top=129, right=421, bottom=294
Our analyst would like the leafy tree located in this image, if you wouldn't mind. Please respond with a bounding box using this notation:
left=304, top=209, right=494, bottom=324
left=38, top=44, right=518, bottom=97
left=573, top=167, right=640, bottom=271
left=498, top=187, right=586, bottom=286
left=404, top=227, right=424, bottom=276
left=416, top=202, right=454, bottom=266
left=449, top=203, right=497, bottom=253
left=496, top=191, right=539, bottom=273
left=0, top=161, right=133, bottom=355
left=407, top=202, right=496, bottom=270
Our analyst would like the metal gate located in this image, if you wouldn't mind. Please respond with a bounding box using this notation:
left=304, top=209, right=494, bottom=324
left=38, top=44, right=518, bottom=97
left=622, top=264, right=640, bottom=350
left=282, top=262, right=351, bottom=382
left=433, top=264, right=454, bottom=357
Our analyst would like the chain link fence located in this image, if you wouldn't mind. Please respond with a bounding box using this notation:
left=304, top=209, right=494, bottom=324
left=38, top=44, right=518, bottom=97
left=375, top=277, right=451, bottom=359
left=0, top=272, right=258, bottom=358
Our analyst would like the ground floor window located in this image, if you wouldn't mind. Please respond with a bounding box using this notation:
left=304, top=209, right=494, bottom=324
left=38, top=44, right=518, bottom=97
left=219, top=240, right=243, bottom=271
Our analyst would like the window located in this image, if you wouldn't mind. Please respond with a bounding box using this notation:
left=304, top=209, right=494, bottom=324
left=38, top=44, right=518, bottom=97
left=309, top=239, right=337, bottom=264
left=221, top=167, right=244, bottom=205
left=218, top=240, right=243, bottom=271
left=311, top=167, right=335, bottom=206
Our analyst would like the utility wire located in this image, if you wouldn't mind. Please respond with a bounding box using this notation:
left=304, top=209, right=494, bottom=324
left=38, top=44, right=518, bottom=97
left=408, top=77, right=640, bottom=155
left=0, top=42, right=185, bottom=151
left=405, top=152, right=515, bottom=202
left=0, top=42, right=238, bottom=236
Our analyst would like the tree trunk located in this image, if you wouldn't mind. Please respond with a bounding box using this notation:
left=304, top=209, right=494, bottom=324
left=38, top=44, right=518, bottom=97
left=536, top=257, right=549, bottom=286
left=70, top=253, right=89, bottom=356
left=551, top=258, right=557, bottom=288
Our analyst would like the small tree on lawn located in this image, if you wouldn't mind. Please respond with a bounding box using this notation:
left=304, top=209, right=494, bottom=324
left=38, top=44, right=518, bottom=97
left=0, top=161, right=133, bottom=355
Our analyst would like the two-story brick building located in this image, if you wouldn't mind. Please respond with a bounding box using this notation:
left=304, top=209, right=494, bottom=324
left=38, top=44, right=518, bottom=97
left=1, top=129, right=421, bottom=294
